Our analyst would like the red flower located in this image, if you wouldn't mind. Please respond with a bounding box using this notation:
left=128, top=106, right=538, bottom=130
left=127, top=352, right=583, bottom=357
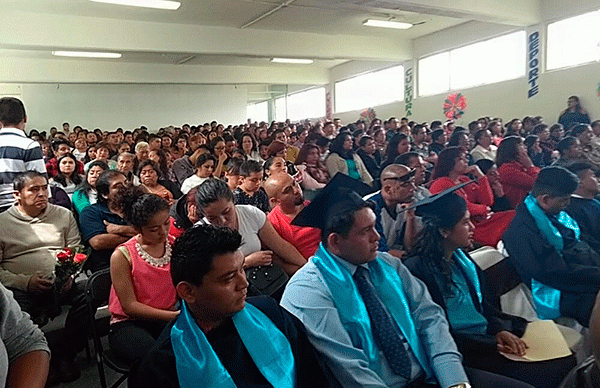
left=64, top=247, right=73, bottom=256
left=74, top=253, right=87, bottom=264
left=57, top=252, right=70, bottom=262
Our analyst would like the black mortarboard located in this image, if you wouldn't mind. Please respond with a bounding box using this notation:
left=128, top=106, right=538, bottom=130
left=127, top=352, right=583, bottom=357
left=292, top=173, right=373, bottom=230
left=402, top=180, right=472, bottom=228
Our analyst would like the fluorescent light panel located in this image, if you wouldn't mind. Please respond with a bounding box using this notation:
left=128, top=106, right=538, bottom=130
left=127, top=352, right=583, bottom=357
left=363, top=19, right=413, bottom=30
left=271, top=58, right=314, bottom=64
left=89, top=0, right=181, bottom=10
left=52, top=51, right=122, bottom=58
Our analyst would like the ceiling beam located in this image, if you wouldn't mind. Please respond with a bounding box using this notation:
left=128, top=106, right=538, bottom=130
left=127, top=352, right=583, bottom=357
left=0, top=11, right=412, bottom=61
left=0, top=56, right=330, bottom=84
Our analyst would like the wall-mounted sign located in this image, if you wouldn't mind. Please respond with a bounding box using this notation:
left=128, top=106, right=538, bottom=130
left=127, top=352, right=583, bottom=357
left=404, top=65, right=414, bottom=116
left=528, top=31, right=540, bottom=99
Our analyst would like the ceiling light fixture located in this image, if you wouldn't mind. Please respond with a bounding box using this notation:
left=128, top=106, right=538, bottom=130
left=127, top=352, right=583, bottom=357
left=52, top=51, right=122, bottom=58
left=271, top=58, right=314, bottom=64
left=89, top=0, right=181, bottom=10
left=363, top=19, right=413, bottom=30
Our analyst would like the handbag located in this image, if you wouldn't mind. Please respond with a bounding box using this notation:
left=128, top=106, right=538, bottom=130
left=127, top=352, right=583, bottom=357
left=245, top=264, right=288, bottom=297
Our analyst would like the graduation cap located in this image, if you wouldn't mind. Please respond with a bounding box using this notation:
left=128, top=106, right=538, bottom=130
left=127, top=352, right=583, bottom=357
left=292, top=173, right=373, bottom=230
left=401, top=180, right=472, bottom=228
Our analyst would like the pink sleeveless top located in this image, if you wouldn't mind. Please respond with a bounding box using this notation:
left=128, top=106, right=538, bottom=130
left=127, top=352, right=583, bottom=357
left=109, top=235, right=177, bottom=324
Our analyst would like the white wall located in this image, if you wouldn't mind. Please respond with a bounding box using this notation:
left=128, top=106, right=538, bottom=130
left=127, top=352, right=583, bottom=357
left=332, top=15, right=600, bottom=126
left=17, top=84, right=248, bottom=131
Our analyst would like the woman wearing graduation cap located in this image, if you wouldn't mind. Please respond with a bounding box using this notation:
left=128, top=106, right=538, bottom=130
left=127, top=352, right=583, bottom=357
left=404, top=190, right=576, bottom=388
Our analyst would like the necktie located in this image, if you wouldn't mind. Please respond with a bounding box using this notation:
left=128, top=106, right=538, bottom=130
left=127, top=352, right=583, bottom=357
left=354, top=266, right=412, bottom=378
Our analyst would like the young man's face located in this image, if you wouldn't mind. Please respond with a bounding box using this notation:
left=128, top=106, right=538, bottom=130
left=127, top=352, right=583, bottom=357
left=185, top=250, right=248, bottom=321
left=241, top=172, right=262, bottom=193
left=55, top=144, right=71, bottom=158
left=331, top=207, right=380, bottom=265
left=580, top=169, right=600, bottom=196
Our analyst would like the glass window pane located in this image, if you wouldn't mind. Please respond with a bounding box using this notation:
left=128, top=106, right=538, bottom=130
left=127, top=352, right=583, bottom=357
left=450, top=31, right=525, bottom=90
left=335, top=65, right=404, bottom=113
left=547, top=11, right=600, bottom=70
left=286, top=87, right=325, bottom=121
left=246, top=101, right=269, bottom=122
left=275, top=97, right=286, bottom=122
left=418, top=52, right=450, bottom=96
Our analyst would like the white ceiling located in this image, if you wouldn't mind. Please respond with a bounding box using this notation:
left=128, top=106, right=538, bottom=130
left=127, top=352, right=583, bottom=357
left=0, top=0, right=542, bottom=85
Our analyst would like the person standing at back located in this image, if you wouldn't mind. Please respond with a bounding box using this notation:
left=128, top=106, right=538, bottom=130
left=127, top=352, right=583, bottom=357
left=0, top=97, right=47, bottom=212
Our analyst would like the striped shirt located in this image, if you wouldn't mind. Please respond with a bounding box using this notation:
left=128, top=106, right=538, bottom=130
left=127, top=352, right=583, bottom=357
left=0, top=128, right=47, bottom=208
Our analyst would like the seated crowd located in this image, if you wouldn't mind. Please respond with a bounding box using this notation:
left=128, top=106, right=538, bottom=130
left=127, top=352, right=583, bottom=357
left=2, top=94, right=600, bottom=388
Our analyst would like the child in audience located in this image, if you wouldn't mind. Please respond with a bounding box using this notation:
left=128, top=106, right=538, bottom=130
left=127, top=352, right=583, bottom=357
left=109, top=187, right=178, bottom=364
left=224, top=157, right=244, bottom=192
left=233, top=160, right=270, bottom=213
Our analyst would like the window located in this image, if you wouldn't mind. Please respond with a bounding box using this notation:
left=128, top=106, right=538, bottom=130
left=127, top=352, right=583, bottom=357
left=335, top=65, right=404, bottom=113
left=246, top=101, right=269, bottom=122
left=547, top=10, right=600, bottom=70
left=274, top=87, right=326, bottom=121
left=274, top=97, right=286, bottom=122
left=418, top=31, right=526, bottom=96
left=418, top=52, right=450, bottom=97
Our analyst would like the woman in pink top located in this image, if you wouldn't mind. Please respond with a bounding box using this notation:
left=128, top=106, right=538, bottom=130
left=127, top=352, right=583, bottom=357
left=108, top=187, right=178, bottom=363
left=496, top=136, right=540, bottom=209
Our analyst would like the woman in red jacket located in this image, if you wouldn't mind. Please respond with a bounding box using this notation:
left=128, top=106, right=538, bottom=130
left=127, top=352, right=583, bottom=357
left=496, top=136, right=540, bottom=209
left=430, top=147, right=515, bottom=247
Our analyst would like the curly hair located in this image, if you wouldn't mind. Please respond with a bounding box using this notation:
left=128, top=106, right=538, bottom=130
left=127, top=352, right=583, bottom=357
left=121, top=186, right=169, bottom=228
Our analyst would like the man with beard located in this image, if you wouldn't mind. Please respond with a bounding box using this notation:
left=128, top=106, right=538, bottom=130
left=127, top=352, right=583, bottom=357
left=79, top=170, right=136, bottom=272
left=264, top=173, right=321, bottom=260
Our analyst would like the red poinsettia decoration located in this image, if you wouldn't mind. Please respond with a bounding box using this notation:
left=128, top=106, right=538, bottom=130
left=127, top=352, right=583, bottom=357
left=443, top=93, right=467, bottom=120
left=359, top=108, right=377, bottom=123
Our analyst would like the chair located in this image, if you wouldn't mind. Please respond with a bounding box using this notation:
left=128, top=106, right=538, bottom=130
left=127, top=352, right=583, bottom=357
left=85, top=268, right=130, bottom=388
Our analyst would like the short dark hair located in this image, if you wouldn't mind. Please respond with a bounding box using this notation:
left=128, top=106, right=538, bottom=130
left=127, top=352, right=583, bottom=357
left=531, top=166, right=578, bottom=198
left=171, top=224, right=242, bottom=286
left=196, top=153, right=216, bottom=168
left=51, top=139, right=70, bottom=151
left=121, top=186, right=169, bottom=228
left=96, top=170, right=126, bottom=204
left=239, top=160, right=262, bottom=177
left=0, top=97, right=26, bottom=126
left=557, top=136, right=578, bottom=156
left=138, top=159, right=160, bottom=176
left=359, top=135, right=373, bottom=147
left=195, top=178, right=234, bottom=209
left=226, top=157, right=245, bottom=175
left=566, top=161, right=596, bottom=178
left=323, top=202, right=375, bottom=243
left=394, top=152, right=419, bottom=166
left=13, top=171, right=46, bottom=192
left=570, top=123, right=590, bottom=138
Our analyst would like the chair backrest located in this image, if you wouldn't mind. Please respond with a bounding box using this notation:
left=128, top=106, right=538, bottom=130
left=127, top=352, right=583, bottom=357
left=86, top=268, right=112, bottom=305
left=470, top=245, right=539, bottom=321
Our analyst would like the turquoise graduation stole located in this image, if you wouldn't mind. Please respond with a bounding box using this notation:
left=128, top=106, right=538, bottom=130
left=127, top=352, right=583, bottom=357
left=312, top=243, right=433, bottom=379
left=171, top=301, right=296, bottom=388
left=524, top=194, right=580, bottom=320
left=454, top=249, right=482, bottom=305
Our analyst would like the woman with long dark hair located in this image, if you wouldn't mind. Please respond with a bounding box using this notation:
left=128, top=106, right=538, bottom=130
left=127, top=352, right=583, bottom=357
left=405, top=192, right=575, bottom=388
left=325, top=132, right=373, bottom=186
left=50, top=153, right=83, bottom=199
left=430, top=147, right=515, bottom=247
left=295, top=144, right=329, bottom=190
left=382, top=133, right=411, bottom=168
left=496, top=136, right=540, bottom=209
left=72, top=160, right=108, bottom=214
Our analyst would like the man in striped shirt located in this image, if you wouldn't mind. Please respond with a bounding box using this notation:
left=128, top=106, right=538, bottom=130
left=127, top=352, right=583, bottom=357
left=0, top=97, right=47, bottom=212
